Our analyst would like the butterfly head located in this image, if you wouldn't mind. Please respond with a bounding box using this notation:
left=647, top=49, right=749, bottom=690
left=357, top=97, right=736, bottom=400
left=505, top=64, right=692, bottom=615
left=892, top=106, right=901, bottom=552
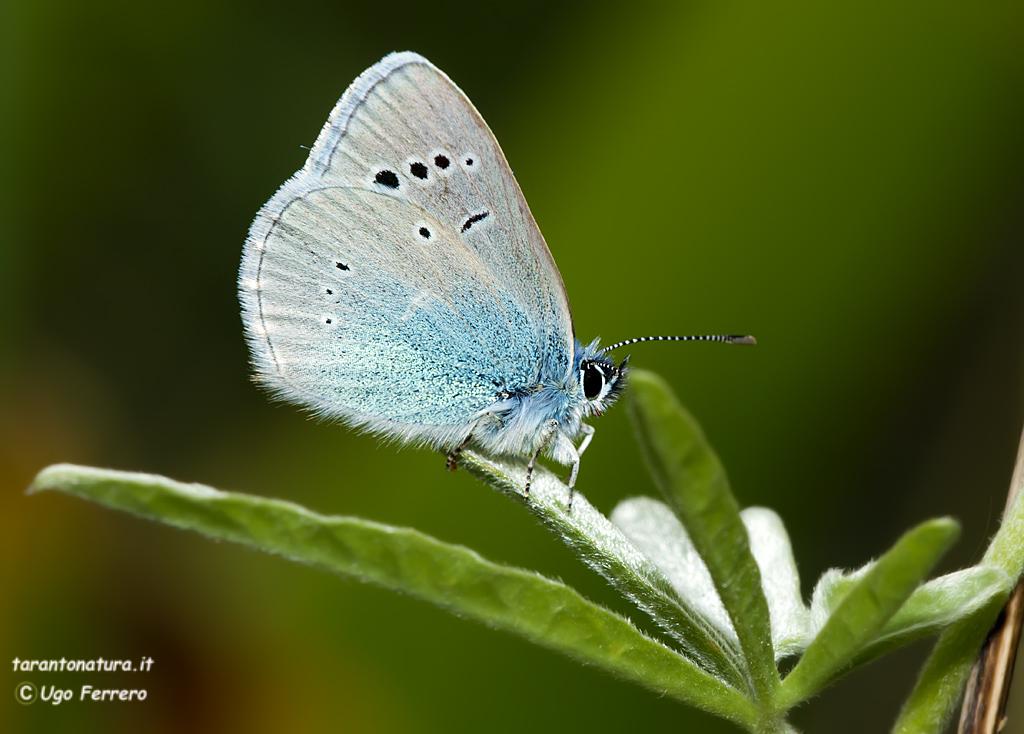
left=576, top=340, right=629, bottom=417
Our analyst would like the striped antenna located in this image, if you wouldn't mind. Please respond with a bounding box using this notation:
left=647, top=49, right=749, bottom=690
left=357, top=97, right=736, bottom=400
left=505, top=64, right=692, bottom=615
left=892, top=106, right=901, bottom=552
left=603, top=334, right=756, bottom=352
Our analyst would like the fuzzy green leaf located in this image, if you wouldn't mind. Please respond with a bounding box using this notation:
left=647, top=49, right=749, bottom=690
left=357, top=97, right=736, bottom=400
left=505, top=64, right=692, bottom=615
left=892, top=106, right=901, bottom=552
left=611, top=496, right=739, bottom=642
left=741, top=507, right=810, bottom=659
left=780, top=518, right=960, bottom=708
left=890, top=592, right=1007, bottom=734
left=610, top=498, right=809, bottom=661
left=460, top=452, right=747, bottom=690
left=30, top=463, right=757, bottom=725
left=809, top=565, right=1008, bottom=673
left=626, top=369, right=779, bottom=706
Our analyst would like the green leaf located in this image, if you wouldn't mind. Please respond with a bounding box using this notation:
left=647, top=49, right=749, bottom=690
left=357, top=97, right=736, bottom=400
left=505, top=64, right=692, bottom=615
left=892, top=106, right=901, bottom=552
left=30, top=463, right=758, bottom=726
left=808, top=565, right=1008, bottom=672
left=626, top=369, right=779, bottom=706
left=890, top=592, right=1007, bottom=734
left=893, top=487, right=1024, bottom=733
left=780, top=518, right=960, bottom=708
left=741, top=507, right=810, bottom=660
left=460, top=451, right=748, bottom=690
left=610, top=496, right=739, bottom=645
left=611, top=498, right=809, bottom=662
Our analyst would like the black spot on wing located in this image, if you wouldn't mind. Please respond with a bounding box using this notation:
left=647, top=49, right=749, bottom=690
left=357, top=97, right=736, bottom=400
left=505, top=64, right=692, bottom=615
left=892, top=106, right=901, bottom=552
left=410, top=161, right=428, bottom=180
left=434, top=154, right=450, bottom=169
left=374, top=170, right=399, bottom=189
left=461, top=211, right=490, bottom=233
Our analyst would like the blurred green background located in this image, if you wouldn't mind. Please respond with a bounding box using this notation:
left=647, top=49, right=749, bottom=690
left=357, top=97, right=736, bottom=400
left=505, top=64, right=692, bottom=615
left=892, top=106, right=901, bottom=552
left=2, top=1, right=1023, bottom=732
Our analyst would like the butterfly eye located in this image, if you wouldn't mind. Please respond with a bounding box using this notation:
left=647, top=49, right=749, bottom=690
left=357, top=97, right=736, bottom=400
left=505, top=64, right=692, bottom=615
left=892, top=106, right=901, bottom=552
left=582, top=363, right=606, bottom=401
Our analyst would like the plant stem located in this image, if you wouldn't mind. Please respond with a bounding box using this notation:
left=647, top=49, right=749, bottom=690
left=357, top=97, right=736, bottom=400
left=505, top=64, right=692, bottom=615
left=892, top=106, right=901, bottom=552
left=958, top=421, right=1024, bottom=733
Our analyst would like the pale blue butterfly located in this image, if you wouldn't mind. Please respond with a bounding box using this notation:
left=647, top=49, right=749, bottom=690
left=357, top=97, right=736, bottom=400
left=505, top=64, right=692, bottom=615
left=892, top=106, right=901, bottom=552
left=239, top=52, right=753, bottom=508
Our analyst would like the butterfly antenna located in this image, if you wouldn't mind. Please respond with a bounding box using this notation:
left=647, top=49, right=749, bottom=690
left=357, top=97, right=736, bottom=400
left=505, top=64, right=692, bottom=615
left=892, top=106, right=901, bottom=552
left=603, top=334, right=756, bottom=352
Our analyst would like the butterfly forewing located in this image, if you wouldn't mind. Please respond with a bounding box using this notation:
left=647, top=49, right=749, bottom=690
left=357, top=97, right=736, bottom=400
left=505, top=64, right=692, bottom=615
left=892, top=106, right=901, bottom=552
left=314, top=54, right=575, bottom=372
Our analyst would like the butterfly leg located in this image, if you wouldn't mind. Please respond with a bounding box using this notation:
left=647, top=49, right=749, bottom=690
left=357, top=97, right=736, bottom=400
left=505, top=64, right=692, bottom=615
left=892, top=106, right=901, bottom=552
left=525, top=420, right=559, bottom=497
left=565, top=424, right=595, bottom=476
left=576, top=423, right=595, bottom=457
left=560, top=424, right=594, bottom=513
left=565, top=452, right=581, bottom=514
left=445, top=434, right=473, bottom=472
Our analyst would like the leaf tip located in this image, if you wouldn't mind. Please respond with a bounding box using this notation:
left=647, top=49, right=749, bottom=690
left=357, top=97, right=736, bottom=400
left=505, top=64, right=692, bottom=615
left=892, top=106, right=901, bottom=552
left=923, top=516, right=962, bottom=547
left=27, top=463, right=83, bottom=495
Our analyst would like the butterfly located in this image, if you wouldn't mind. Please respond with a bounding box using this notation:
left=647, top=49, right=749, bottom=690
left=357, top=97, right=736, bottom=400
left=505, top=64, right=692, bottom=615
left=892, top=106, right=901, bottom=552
left=239, top=52, right=753, bottom=509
